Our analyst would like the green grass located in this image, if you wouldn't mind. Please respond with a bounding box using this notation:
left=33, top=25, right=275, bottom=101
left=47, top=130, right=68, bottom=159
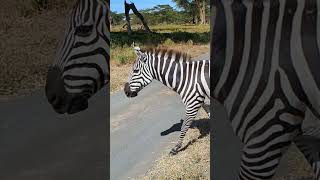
left=111, top=45, right=136, bottom=65
left=112, top=24, right=209, bottom=33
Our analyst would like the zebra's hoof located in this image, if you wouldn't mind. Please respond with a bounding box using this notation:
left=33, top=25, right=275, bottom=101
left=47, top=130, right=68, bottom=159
left=169, top=149, right=178, bottom=156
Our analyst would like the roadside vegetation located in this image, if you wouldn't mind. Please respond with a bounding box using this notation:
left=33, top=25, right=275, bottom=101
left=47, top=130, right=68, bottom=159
left=110, top=24, right=210, bottom=93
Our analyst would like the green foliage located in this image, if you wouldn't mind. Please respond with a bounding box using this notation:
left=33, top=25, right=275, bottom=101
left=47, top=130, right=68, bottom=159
left=111, top=24, right=209, bottom=48
left=163, top=38, right=175, bottom=46
left=172, top=0, right=210, bottom=24
left=118, top=55, right=128, bottom=64
left=111, top=11, right=125, bottom=25
left=187, top=39, right=194, bottom=46
left=137, top=5, right=187, bottom=25
left=111, top=45, right=136, bottom=64
left=111, top=31, right=209, bottom=47
left=172, top=0, right=198, bottom=20
left=111, top=4, right=201, bottom=26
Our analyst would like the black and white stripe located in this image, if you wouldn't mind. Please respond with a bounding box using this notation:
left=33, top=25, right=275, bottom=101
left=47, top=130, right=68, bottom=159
left=124, top=47, right=210, bottom=155
left=45, top=0, right=110, bottom=114
left=212, top=0, right=320, bottom=179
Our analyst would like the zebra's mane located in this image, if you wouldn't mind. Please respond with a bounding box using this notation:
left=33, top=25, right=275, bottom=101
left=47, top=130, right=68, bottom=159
left=140, top=47, right=192, bottom=63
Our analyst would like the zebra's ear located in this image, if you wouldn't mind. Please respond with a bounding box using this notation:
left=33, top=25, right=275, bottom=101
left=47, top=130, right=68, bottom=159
left=133, top=46, right=147, bottom=62
left=133, top=46, right=142, bottom=56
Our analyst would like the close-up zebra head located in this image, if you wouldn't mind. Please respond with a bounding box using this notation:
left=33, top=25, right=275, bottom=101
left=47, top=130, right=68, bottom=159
left=45, top=0, right=110, bottom=114
left=124, top=46, right=153, bottom=98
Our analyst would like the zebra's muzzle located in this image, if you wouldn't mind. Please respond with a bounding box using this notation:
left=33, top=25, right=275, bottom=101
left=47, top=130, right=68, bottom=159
left=47, top=91, right=89, bottom=114
left=67, top=96, right=88, bottom=114
left=45, top=66, right=89, bottom=114
left=124, top=83, right=138, bottom=98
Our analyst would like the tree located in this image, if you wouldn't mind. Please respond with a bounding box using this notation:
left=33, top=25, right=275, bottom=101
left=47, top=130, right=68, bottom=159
left=130, top=4, right=189, bottom=25
left=172, top=0, right=209, bottom=24
left=111, top=4, right=194, bottom=27
left=110, top=11, right=124, bottom=25
left=124, top=0, right=152, bottom=35
left=149, top=5, right=177, bottom=24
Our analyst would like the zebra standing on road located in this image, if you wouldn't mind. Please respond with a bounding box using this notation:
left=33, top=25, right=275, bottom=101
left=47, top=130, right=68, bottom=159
left=45, top=0, right=110, bottom=114
left=212, top=0, right=320, bottom=179
left=124, top=46, right=210, bottom=155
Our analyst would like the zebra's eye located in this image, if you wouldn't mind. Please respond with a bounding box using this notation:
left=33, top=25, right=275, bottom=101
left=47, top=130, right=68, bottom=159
left=75, top=25, right=93, bottom=37
left=133, top=69, right=139, bottom=73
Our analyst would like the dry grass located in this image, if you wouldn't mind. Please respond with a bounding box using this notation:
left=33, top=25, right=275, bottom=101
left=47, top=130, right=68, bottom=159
left=137, top=109, right=210, bottom=180
left=274, top=145, right=315, bottom=180
left=0, top=0, right=73, bottom=97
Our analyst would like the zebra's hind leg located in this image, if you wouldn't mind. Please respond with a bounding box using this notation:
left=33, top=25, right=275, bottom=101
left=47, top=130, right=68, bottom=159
left=294, top=135, right=320, bottom=179
left=169, top=103, right=202, bottom=155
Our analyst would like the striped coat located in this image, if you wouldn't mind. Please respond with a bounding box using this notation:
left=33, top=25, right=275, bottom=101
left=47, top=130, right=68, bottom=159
left=212, top=0, right=320, bottom=179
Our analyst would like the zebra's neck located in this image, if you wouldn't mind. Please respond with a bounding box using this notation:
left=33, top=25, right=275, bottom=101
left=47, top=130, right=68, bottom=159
left=149, top=52, right=185, bottom=91
left=147, top=50, right=194, bottom=93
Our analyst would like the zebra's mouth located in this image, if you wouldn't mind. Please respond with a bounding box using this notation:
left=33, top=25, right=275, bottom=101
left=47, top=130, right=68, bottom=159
left=124, top=83, right=138, bottom=98
left=50, top=96, right=88, bottom=114
left=125, top=91, right=138, bottom=98
left=67, top=96, right=89, bottom=114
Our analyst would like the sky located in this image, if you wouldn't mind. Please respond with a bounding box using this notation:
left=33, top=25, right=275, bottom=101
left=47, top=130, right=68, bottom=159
left=110, top=0, right=178, bottom=13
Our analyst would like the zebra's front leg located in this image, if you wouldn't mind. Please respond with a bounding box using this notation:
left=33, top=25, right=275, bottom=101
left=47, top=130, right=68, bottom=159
left=202, top=99, right=210, bottom=118
left=294, top=135, right=320, bottom=179
left=169, top=115, right=195, bottom=155
left=239, top=141, right=292, bottom=180
left=169, top=104, right=201, bottom=155
left=293, top=110, right=320, bottom=179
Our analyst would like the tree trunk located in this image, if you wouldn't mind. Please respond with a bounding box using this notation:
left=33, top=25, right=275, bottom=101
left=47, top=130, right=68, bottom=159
left=200, top=0, right=206, bottom=24
left=195, top=0, right=206, bottom=24
left=124, top=1, right=132, bottom=35
left=124, top=1, right=152, bottom=35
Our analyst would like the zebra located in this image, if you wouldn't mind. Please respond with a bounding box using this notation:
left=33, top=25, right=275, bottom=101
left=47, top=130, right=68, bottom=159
left=212, top=0, right=320, bottom=179
left=124, top=46, right=210, bottom=155
left=45, top=0, right=110, bottom=114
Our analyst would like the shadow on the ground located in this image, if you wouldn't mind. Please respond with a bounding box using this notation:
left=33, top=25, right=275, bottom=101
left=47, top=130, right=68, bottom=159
left=111, top=31, right=210, bottom=47
left=160, top=118, right=209, bottom=152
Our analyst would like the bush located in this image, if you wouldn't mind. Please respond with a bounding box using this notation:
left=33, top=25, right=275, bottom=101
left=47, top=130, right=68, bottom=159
left=111, top=31, right=210, bottom=47
left=111, top=46, right=136, bottom=65
left=187, top=39, right=194, bottom=46
left=163, top=38, right=175, bottom=46
left=118, top=55, right=128, bottom=64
